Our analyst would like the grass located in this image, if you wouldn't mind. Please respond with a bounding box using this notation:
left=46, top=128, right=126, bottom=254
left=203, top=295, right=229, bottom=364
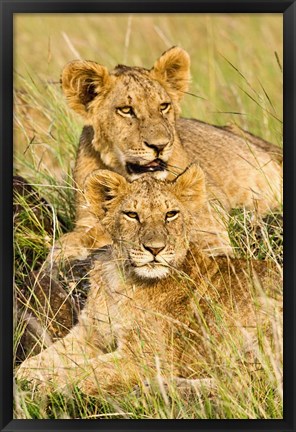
left=13, top=14, right=283, bottom=419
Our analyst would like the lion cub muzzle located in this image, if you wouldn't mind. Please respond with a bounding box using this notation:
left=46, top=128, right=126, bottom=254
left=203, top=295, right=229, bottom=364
left=128, top=226, right=172, bottom=279
left=126, top=121, right=173, bottom=175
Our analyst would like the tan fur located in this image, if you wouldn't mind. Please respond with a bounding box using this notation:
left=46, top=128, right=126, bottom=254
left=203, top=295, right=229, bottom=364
left=17, top=166, right=282, bottom=396
left=48, top=46, right=282, bottom=263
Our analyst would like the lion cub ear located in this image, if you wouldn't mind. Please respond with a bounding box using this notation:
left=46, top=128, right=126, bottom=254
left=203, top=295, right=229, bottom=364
left=84, top=170, right=128, bottom=217
left=172, top=164, right=206, bottom=213
left=61, top=60, right=111, bottom=118
left=150, top=46, right=190, bottom=101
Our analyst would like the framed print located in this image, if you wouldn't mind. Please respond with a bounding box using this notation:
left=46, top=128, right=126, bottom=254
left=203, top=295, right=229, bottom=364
left=0, top=1, right=295, bottom=431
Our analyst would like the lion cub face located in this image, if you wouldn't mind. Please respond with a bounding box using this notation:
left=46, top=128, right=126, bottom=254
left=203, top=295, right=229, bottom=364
left=85, top=164, right=205, bottom=280
left=61, top=47, right=190, bottom=180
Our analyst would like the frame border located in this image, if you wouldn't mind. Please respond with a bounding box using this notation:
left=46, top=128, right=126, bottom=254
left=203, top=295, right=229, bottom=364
left=1, top=1, right=295, bottom=431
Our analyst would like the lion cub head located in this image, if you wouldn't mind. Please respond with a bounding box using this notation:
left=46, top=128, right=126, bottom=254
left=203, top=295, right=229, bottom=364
left=85, top=164, right=205, bottom=280
left=62, top=47, right=190, bottom=180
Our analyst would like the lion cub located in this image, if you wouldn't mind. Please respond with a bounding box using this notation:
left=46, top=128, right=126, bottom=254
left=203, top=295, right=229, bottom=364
left=17, top=165, right=282, bottom=397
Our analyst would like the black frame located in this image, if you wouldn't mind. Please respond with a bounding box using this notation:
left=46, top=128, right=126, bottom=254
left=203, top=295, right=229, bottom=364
left=1, top=1, right=295, bottom=431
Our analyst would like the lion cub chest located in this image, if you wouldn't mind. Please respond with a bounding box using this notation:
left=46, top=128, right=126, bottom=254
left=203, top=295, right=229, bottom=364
left=89, top=261, right=197, bottom=349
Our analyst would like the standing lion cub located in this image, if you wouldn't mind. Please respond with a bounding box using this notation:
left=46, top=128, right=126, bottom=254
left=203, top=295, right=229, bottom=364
left=17, top=165, right=282, bottom=397
left=50, top=46, right=282, bottom=262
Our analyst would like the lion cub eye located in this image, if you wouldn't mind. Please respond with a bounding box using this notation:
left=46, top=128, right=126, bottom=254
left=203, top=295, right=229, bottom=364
left=166, top=210, right=179, bottom=221
left=160, top=102, right=171, bottom=114
left=117, top=106, right=135, bottom=117
left=123, top=211, right=139, bottom=221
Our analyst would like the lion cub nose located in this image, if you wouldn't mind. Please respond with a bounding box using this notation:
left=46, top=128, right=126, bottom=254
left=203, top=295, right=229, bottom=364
left=143, top=244, right=165, bottom=256
left=144, top=141, right=168, bottom=153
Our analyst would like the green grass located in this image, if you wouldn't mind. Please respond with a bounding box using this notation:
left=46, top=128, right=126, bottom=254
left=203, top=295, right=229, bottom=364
left=13, top=14, right=283, bottom=419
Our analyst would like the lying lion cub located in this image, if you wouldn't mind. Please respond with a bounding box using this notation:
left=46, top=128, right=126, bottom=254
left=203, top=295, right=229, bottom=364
left=51, top=46, right=282, bottom=261
left=17, top=165, right=282, bottom=397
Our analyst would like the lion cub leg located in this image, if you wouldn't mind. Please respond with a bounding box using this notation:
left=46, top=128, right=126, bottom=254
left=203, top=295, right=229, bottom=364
left=16, top=322, right=107, bottom=391
left=76, top=351, right=141, bottom=396
left=45, top=218, right=112, bottom=269
left=79, top=356, right=217, bottom=398
left=17, top=340, right=144, bottom=396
